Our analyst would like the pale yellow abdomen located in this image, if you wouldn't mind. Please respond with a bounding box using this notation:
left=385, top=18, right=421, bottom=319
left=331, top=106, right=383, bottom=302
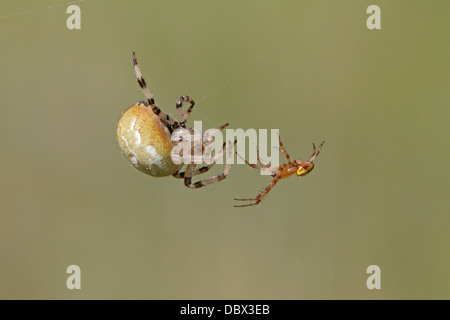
left=117, top=103, right=182, bottom=177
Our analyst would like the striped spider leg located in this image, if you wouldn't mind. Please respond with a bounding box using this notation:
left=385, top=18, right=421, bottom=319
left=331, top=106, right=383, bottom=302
left=133, top=52, right=194, bottom=132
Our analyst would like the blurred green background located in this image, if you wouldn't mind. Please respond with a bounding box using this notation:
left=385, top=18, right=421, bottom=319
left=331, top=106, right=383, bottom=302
left=0, top=0, right=448, bottom=299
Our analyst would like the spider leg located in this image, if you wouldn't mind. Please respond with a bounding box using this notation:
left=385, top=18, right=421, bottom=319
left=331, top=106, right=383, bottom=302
left=206, top=138, right=236, bottom=162
left=200, top=127, right=234, bottom=165
left=234, top=173, right=281, bottom=207
left=176, top=96, right=195, bottom=128
left=238, top=143, right=274, bottom=171
left=132, top=52, right=179, bottom=129
left=309, top=141, right=325, bottom=162
left=172, top=140, right=229, bottom=178
left=202, top=123, right=229, bottom=141
left=183, top=141, right=234, bottom=189
left=200, top=123, right=230, bottom=155
left=256, top=148, right=273, bottom=169
left=173, top=163, right=215, bottom=179
left=236, top=153, right=274, bottom=174
left=277, top=133, right=291, bottom=162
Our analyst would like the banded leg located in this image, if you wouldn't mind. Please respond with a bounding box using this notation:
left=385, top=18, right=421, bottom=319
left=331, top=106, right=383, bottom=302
left=183, top=141, right=234, bottom=189
left=234, top=173, right=281, bottom=207
left=309, top=141, right=325, bottom=162
left=176, top=95, right=195, bottom=128
left=173, top=164, right=215, bottom=179
left=199, top=123, right=230, bottom=154
left=236, top=153, right=274, bottom=174
left=202, top=123, right=229, bottom=141
left=276, top=134, right=291, bottom=163
left=238, top=145, right=275, bottom=171
left=132, top=52, right=179, bottom=129
left=172, top=141, right=229, bottom=179
left=256, top=148, right=274, bottom=169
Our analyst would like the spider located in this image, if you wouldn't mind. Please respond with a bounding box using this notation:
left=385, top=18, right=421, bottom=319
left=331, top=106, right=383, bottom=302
left=117, top=52, right=234, bottom=189
left=234, top=136, right=324, bottom=207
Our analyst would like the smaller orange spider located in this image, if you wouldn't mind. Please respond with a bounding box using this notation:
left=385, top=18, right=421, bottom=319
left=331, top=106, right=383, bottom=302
left=234, top=136, right=324, bottom=207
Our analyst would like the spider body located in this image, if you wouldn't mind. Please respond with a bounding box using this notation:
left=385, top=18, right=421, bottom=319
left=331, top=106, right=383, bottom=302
left=264, top=160, right=314, bottom=179
left=117, top=52, right=233, bottom=188
left=234, top=136, right=324, bottom=207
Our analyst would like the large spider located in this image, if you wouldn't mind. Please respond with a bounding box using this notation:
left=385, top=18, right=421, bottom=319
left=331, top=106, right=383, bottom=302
left=117, top=52, right=233, bottom=188
left=234, top=136, right=324, bottom=207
